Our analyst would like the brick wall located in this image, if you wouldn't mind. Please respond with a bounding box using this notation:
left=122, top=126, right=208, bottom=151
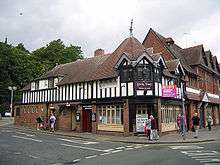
left=123, top=99, right=129, bottom=136
left=14, top=104, right=47, bottom=129
left=143, top=31, right=173, bottom=61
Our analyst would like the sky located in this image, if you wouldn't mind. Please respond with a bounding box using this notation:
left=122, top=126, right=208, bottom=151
left=0, top=0, right=220, bottom=61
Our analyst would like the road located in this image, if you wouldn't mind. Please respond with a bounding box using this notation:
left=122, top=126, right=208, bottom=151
left=0, top=121, right=220, bottom=165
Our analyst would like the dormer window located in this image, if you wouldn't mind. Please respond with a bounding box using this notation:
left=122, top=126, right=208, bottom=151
left=120, top=68, right=133, bottom=82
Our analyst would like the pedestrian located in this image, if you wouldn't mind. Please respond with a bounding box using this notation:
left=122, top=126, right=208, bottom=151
left=192, top=113, right=200, bottom=138
left=150, top=115, right=158, bottom=141
left=207, top=114, right=213, bottom=131
left=180, top=113, right=186, bottom=139
left=144, top=117, right=151, bottom=140
left=177, top=114, right=181, bottom=133
left=36, top=116, right=43, bottom=130
left=49, top=113, right=56, bottom=132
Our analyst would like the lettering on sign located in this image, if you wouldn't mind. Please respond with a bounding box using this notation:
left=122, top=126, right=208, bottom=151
left=135, top=81, right=152, bottom=90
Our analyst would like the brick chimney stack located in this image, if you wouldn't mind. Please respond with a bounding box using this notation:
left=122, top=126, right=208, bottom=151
left=94, top=48, right=104, bottom=56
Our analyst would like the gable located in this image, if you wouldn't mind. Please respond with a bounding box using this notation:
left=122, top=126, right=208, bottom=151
left=142, top=29, right=174, bottom=61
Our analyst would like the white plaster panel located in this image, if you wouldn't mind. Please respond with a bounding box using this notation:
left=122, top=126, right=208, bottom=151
left=128, top=82, right=133, bottom=96
left=121, top=83, right=127, bottom=97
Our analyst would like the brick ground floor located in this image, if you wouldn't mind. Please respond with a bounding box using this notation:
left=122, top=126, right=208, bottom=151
left=14, top=97, right=220, bottom=136
left=186, top=100, right=220, bottom=130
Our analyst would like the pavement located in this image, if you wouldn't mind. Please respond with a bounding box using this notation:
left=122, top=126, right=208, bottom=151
left=1, top=117, right=220, bottom=144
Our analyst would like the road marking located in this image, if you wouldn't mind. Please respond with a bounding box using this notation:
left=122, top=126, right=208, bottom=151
left=57, top=138, right=98, bottom=145
left=61, top=143, right=105, bottom=152
left=14, top=152, right=21, bottom=155
left=29, top=155, right=39, bottom=159
left=100, top=152, right=111, bottom=156
left=169, top=145, right=204, bottom=150
left=126, top=145, right=133, bottom=148
left=104, top=149, right=114, bottom=152
left=192, top=155, right=219, bottom=159
left=1, top=130, right=13, bottom=133
left=200, top=158, right=220, bottom=163
left=16, top=131, right=35, bottom=137
left=144, top=144, right=149, bottom=147
left=111, top=150, right=123, bottom=153
left=85, top=155, right=97, bottom=159
left=116, top=147, right=125, bottom=150
left=12, top=135, right=42, bottom=142
left=125, top=148, right=134, bottom=150
left=134, top=146, right=143, bottom=149
left=72, top=159, right=81, bottom=163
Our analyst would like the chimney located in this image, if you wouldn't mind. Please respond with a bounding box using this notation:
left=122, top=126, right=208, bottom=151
left=166, top=37, right=174, bottom=46
left=94, top=48, right=104, bottom=56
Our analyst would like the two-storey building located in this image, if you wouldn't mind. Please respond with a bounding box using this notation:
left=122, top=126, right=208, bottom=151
left=14, top=33, right=186, bottom=135
left=143, top=28, right=220, bottom=129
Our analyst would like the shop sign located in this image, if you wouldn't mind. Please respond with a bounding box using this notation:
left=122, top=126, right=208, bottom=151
left=162, top=85, right=177, bottom=98
left=92, top=112, right=96, bottom=122
left=135, top=81, right=152, bottom=90
left=136, top=114, right=148, bottom=132
left=83, top=105, right=92, bottom=110
left=76, top=113, right=80, bottom=122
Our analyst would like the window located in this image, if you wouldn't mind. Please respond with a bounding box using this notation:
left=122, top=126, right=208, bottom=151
left=161, top=105, right=181, bottom=123
left=48, top=78, right=54, bottom=88
left=98, top=105, right=123, bottom=125
left=135, top=66, right=152, bottom=81
left=120, top=68, right=133, bottom=82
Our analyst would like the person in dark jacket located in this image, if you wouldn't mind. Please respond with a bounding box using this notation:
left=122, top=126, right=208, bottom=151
left=192, top=113, right=200, bottom=138
left=150, top=115, right=158, bottom=140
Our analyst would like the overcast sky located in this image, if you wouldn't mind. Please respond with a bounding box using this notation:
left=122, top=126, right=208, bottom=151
left=0, top=0, right=220, bottom=61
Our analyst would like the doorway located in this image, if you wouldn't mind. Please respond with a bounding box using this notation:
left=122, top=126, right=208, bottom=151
left=82, top=108, right=92, bottom=132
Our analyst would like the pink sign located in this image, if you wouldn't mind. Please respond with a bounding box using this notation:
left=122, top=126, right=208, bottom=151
left=162, top=85, right=177, bottom=97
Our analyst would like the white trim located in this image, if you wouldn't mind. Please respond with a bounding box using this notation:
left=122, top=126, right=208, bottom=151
left=207, top=93, right=219, bottom=99
left=186, top=87, right=200, bottom=94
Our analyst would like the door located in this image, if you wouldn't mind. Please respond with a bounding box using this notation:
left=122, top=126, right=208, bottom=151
left=82, top=108, right=92, bottom=132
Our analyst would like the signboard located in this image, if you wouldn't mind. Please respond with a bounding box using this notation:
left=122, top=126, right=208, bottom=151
left=135, top=81, right=152, bottom=90
left=162, top=85, right=177, bottom=98
left=76, top=113, right=80, bottom=122
left=136, top=114, right=148, bottom=132
left=92, top=112, right=96, bottom=122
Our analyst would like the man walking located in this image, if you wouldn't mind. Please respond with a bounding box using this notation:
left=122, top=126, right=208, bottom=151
left=192, top=113, right=200, bottom=138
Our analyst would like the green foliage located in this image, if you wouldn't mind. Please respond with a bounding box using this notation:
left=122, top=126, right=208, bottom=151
left=0, top=39, right=83, bottom=113
left=32, top=39, right=83, bottom=71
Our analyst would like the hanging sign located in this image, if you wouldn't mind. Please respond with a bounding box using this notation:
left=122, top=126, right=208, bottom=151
left=162, top=85, right=177, bottom=97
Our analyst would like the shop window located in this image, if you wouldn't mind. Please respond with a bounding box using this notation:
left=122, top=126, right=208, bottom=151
left=98, top=105, right=123, bottom=125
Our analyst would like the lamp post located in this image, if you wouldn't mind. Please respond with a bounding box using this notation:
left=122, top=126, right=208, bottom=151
left=181, top=83, right=186, bottom=140
left=8, top=86, right=17, bottom=116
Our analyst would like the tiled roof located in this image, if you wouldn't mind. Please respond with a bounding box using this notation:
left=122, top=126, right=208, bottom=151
left=165, top=59, right=180, bottom=72
left=148, top=29, right=197, bottom=75
left=91, top=37, right=148, bottom=80
left=179, top=45, right=204, bottom=66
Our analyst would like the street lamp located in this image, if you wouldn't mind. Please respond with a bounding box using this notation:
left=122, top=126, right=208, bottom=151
left=8, top=86, right=17, bottom=116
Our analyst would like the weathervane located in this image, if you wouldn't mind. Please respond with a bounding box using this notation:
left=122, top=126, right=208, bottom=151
left=129, top=19, right=133, bottom=37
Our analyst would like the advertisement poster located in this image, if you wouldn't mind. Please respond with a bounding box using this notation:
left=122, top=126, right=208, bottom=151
left=136, top=114, right=148, bottom=132
left=162, top=85, right=177, bottom=98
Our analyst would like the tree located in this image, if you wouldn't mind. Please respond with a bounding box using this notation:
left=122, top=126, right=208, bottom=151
left=32, top=39, right=83, bottom=71
left=0, top=39, right=83, bottom=114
